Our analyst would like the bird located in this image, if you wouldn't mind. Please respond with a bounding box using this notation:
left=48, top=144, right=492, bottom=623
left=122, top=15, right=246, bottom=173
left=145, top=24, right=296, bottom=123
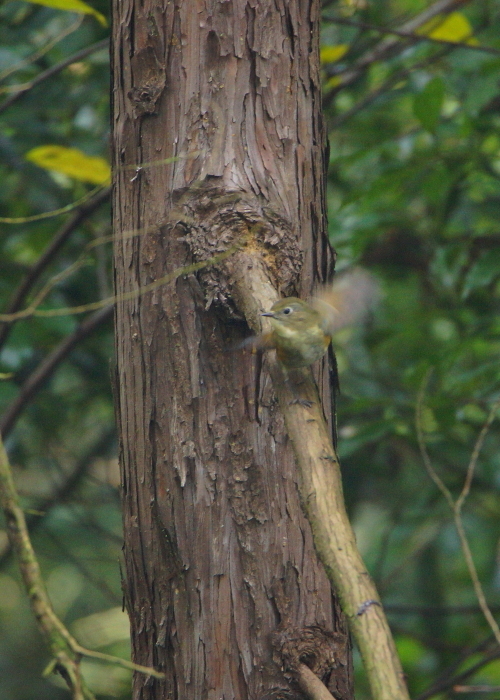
left=259, top=267, right=379, bottom=370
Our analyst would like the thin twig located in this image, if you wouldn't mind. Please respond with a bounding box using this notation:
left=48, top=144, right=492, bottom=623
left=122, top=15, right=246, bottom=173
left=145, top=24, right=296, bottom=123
left=416, top=370, right=455, bottom=511
left=44, top=529, right=120, bottom=605
left=386, top=604, right=500, bottom=616
left=454, top=685, right=500, bottom=693
left=0, top=39, right=109, bottom=116
left=454, top=515, right=500, bottom=643
left=0, top=17, right=84, bottom=83
left=73, top=644, right=164, bottom=679
left=0, top=436, right=164, bottom=696
left=418, top=633, right=494, bottom=700
left=0, top=186, right=111, bottom=350
left=323, top=0, right=470, bottom=101
left=24, top=256, right=93, bottom=317
left=0, top=184, right=107, bottom=224
left=0, top=241, right=243, bottom=322
left=456, top=402, right=500, bottom=510
left=0, top=428, right=116, bottom=563
left=415, top=641, right=500, bottom=700
left=323, top=15, right=500, bottom=57
left=327, top=46, right=451, bottom=126
left=416, top=371, right=500, bottom=645
left=0, top=305, right=113, bottom=437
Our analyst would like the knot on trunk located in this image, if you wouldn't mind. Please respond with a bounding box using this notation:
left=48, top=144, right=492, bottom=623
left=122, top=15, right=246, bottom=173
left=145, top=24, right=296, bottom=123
left=171, top=180, right=302, bottom=319
left=271, top=625, right=347, bottom=689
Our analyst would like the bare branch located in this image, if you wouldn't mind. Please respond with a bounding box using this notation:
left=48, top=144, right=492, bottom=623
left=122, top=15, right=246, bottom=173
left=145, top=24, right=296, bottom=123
left=415, top=641, right=500, bottom=700
left=0, top=184, right=108, bottom=224
left=327, top=46, right=451, bottom=123
left=0, top=435, right=164, bottom=694
left=0, top=427, right=116, bottom=564
left=323, top=15, right=500, bottom=57
left=0, top=186, right=111, bottom=350
left=323, top=0, right=470, bottom=100
left=416, top=372, right=500, bottom=645
left=0, top=17, right=84, bottom=82
left=0, top=305, right=113, bottom=438
left=0, top=39, right=109, bottom=116
left=228, top=244, right=410, bottom=700
left=456, top=400, right=500, bottom=510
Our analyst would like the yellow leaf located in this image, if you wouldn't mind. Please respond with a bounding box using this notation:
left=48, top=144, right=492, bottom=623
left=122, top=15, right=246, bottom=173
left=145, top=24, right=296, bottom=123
left=23, top=0, right=107, bottom=26
left=418, top=12, right=477, bottom=45
left=325, top=75, right=342, bottom=90
left=26, top=146, right=111, bottom=185
left=320, top=44, right=349, bottom=64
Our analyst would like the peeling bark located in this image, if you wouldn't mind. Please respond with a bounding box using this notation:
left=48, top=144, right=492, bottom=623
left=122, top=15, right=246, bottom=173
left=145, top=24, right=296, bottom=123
left=111, top=1, right=351, bottom=699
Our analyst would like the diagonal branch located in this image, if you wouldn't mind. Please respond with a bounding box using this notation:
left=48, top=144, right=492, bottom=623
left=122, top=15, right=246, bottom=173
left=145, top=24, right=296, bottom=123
left=323, top=16, right=500, bottom=57
left=0, top=435, right=164, bottom=700
left=415, top=636, right=500, bottom=700
left=0, top=186, right=111, bottom=350
left=323, top=0, right=470, bottom=102
left=416, top=371, right=500, bottom=646
left=0, top=427, right=116, bottom=564
left=328, top=45, right=451, bottom=128
left=0, top=17, right=84, bottom=82
left=297, top=663, right=339, bottom=700
left=0, top=38, right=109, bottom=116
left=0, top=437, right=96, bottom=700
left=228, top=244, right=410, bottom=700
left=0, top=305, right=113, bottom=438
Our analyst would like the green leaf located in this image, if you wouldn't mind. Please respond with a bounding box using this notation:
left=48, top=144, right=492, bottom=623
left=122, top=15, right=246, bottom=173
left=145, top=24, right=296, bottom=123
left=419, top=406, right=438, bottom=434
left=395, top=636, right=429, bottom=668
left=462, top=249, right=500, bottom=296
left=464, top=73, right=500, bottom=116
left=25, top=145, right=111, bottom=185
left=413, top=77, right=445, bottom=133
left=320, top=44, right=349, bottom=64
left=22, top=0, right=107, bottom=26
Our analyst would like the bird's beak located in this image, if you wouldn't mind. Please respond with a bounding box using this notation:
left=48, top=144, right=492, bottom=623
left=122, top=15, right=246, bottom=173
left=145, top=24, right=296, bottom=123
left=261, top=312, right=274, bottom=318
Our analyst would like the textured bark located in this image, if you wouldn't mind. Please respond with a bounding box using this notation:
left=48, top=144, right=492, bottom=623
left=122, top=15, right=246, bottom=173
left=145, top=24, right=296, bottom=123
left=111, top=1, right=352, bottom=699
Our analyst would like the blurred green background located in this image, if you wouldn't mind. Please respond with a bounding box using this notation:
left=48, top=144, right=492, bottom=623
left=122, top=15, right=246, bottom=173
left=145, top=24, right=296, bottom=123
left=0, top=0, right=499, bottom=698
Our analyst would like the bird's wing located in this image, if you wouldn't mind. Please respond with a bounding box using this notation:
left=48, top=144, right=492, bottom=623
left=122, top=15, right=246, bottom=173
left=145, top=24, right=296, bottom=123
left=312, top=267, right=380, bottom=337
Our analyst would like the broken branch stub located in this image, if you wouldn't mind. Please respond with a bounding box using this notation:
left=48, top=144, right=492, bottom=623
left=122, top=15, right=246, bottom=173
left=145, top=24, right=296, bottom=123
left=171, top=183, right=302, bottom=324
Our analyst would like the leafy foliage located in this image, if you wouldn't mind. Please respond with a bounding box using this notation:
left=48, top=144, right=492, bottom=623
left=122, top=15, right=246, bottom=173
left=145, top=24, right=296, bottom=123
left=323, top=1, right=500, bottom=697
left=0, top=1, right=117, bottom=698
left=0, top=0, right=500, bottom=699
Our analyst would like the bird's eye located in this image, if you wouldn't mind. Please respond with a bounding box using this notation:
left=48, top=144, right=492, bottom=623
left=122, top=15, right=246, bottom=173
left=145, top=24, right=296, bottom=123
left=282, top=307, right=292, bottom=315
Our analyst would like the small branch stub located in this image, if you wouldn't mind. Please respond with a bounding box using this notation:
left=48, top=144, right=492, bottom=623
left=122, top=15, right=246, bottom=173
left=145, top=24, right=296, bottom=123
left=272, top=626, right=348, bottom=700
left=172, top=181, right=302, bottom=319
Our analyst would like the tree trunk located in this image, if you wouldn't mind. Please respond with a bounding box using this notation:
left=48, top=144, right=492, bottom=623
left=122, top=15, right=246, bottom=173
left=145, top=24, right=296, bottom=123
left=111, top=1, right=352, bottom=699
